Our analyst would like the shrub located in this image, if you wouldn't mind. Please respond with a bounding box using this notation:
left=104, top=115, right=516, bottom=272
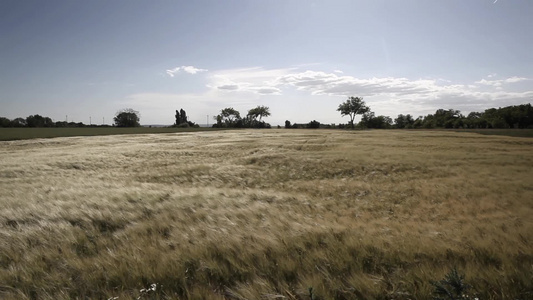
left=431, top=267, right=473, bottom=300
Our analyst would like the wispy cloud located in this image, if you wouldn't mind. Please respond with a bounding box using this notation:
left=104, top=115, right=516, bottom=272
left=475, top=76, right=528, bottom=87
left=127, top=66, right=532, bottom=124
left=217, top=84, right=239, bottom=91
left=206, top=67, right=532, bottom=113
left=208, top=67, right=293, bottom=95
left=166, top=65, right=208, bottom=77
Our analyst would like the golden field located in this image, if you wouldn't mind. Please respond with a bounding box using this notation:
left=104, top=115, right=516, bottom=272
left=0, top=129, right=531, bottom=299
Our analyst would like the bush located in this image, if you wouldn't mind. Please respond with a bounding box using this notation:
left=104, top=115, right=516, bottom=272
left=431, top=268, right=473, bottom=300
left=307, top=120, right=321, bottom=129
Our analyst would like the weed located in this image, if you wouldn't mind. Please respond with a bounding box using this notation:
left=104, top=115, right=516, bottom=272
left=431, top=268, right=473, bottom=300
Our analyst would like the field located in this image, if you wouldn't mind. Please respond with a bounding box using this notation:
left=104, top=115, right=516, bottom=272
left=451, top=129, right=533, bottom=138
left=0, top=127, right=227, bottom=141
left=1, top=128, right=533, bottom=142
left=0, top=130, right=531, bottom=299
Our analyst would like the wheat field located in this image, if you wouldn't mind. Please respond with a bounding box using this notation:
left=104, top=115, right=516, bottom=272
left=0, top=129, right=531, bottom=299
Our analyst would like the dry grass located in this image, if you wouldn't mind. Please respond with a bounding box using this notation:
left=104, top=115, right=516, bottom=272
left=0, top=130, right=531, bottom=299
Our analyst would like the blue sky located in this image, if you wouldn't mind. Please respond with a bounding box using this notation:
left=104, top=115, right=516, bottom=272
left=1, top=0, right=532, bottom=125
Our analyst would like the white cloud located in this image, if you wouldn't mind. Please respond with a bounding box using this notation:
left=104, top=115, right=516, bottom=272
left=205, top=67, right=532, bottom=116
left=208, top=67, right=293, bottom=95
left=166, top=68, right=180, bottom=77
left=276, top=71, right=439, bottom=97
left=475, top=76, right=528, bottom=87
left=182, top=66, right=208, bottom=74
left=217, top=84, right=239, bottom=91
left=333, top=69, right=344, bottom=74
left=253, top=87, right=282, bottom=95
left=144, top=65, right=532, bottom=125
left=166, top=65, right=207, bottom=77
left=505, top=76, right=528, bottom=83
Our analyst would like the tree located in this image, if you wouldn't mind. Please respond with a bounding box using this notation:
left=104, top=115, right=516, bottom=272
left=114, top=108, right=140, bottom=127
left=285, top=120, right=291, bottom=129
left=212, top=115, right=223, bottom=128
left=247, top=105, right=271, bottom=121
left=175, top=109, right=188, bottom=125
left=0, top=117, right=10, bottom=127
left=10, top=117, right=27, bottom=127
left=307, top=120, right=321, bottom=128
left=246, top=106, right=271, bottom=128
left=434, top=109, right=461, bottom=128
left=413, top=117, right=424, bottom=129
left=337, top=96, right=369, bottom=129
left=360, top=112, right=392, bottom=129
left=220, top=107, right=241, bottom=126
left=394, top=114, right=414, bottom=129
left=26, top=114, right=54, bottom=127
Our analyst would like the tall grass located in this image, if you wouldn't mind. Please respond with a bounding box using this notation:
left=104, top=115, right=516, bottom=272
left=0, top=130, right=531, bottom=299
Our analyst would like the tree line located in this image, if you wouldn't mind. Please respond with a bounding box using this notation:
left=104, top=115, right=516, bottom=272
left=1, top=99, right=531, bottom=129
left=0, top=108, right=142, bottom=128
left=287, top=97, right=532, bottom=130
left=0, top=114, right=91, bottom=128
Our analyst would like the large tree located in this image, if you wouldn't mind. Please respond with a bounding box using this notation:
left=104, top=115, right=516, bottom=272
left=175, top=109, right=188, bottom=125
left=114, top=108, right=140, bottom=127
left=247, top=105, right=271, bottom=121
left=394, top=114, right=415, bottom=129
left=220, top=107, right=241, bottom=126
left=26, top=114, right=54, bottom=127
left=360, top=112, right=393, bottom=129
left=337, top=96, right=369, bottom=129
left=0, top=117, right=10, bottom=127
left=10, top=117, right=27, bottom=127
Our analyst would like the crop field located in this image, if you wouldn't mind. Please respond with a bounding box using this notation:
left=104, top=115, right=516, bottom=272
left=0, top=127, right=226, bottom=141
left=0, top=130, right=531, bottom=299
left=450, top=129, right=533, bottom=138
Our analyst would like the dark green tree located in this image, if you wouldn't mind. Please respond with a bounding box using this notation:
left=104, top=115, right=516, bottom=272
left=220, top=107, right=241, bottom=127
left=175, top=109, right=188, bottom=126
left=465, top=112, right=486, bottom=129
left=395, top=114, right=415, bottom=129
left=247, top=105, right=271, bottom=121
left=114, top=108, right=140, bottom=127
left=10, top=117, right=27, bottom=127
left=360, top=112, right=393, bottom=129
left=26, top=114, right=54, bottom=127
left=413, top=117, right=424, bottom=128
left=307, top=120, right=321, bottom=128
left=337, top=96, right=370, bottom=129
left=435, top=109, right=462, bottom=128
left=213, top=115, right=223, bottom=127
left=246, top=106, right=271, bottom=128
left=0, top=117, right=10, bottom=127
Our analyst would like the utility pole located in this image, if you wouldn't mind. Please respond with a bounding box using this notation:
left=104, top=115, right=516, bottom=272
left=90, top=116, right=91, bottom=125
left=207, top=115, right=209, bottom=127
left=66, top=115, right=68, bottom=122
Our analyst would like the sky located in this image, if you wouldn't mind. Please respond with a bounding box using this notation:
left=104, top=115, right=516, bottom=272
left=1, top=0, right=532, bottom=126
